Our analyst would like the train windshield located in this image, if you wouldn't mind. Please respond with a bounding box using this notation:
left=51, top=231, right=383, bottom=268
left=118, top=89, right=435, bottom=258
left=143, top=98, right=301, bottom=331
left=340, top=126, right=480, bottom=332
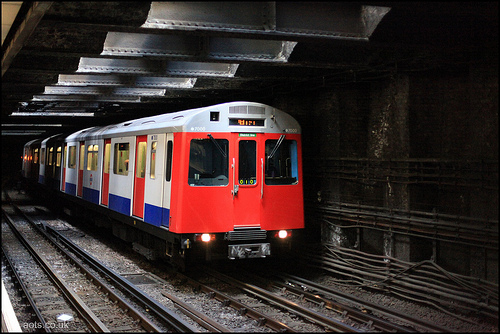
left=265, top=139, right=298, bottom=185
left=189, top=138, right=229, bottom=186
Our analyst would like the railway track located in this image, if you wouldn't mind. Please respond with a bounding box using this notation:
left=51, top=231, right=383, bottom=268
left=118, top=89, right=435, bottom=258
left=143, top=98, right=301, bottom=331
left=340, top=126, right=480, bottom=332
left=2, top=200, right=204, bottom=332
left=2, top=205, right=163, bottom=332
left=164, top=270, right=303, bottom=332
left=249, top=269, right=452, bottom=332
left=1, top=247, right=49, bottom=332
left=178, top=258, right=466, bottom=333
left=273, top=272, right=452, bottom=332
left=5, top=194, right=358, bottom=332
left=3, top=211, right=126, bottom=332
left=5, top=194, right=283, bottom=332
left=197, top=267, right=363, bottom=332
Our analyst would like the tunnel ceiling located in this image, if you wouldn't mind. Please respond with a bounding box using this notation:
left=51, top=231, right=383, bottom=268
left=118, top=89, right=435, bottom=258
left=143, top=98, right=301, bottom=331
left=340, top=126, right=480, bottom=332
left=2, top=2, right=497, bottom=137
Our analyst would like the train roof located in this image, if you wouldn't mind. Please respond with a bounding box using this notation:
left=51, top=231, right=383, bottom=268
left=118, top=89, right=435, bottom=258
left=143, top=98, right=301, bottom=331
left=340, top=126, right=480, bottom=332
left=40, top=133, right=65, bottom=145
left=23, top=138, right=42, bottom=148
left=65, top=101, right=301, bottom=141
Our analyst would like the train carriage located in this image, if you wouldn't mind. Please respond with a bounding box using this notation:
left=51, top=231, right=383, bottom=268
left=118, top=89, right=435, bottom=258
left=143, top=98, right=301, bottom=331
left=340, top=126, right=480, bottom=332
left=23, top=101, right=304, bottom=267
left=38, top=133, right=65, bottom=190
left=22, top=138, right=42, bottom=181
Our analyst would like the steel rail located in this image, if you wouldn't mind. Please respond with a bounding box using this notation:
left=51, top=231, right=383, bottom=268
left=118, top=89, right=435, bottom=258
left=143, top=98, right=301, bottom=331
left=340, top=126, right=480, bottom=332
left=173, top=271, right=296, bottom=332
left=279, top=272, right=455, bottom=332
left=8, top=205, right=165, bottom=333
left=260, top=274, right=415, bottom=332
left=203, top=267, right=362, bottom=332
left=1, top=246, right=50, bottom=332
left=5, top=193, right=196, bottom=332
left=161, top=290, right=232, bottom=332
left=2, top=209, right=110, bottom=332
left=44, top=224, right=198, bottom=333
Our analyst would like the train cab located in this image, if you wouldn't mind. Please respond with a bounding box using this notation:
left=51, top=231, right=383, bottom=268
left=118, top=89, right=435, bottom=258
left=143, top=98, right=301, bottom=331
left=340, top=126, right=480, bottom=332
left=168, top=102, right=304, bottom=259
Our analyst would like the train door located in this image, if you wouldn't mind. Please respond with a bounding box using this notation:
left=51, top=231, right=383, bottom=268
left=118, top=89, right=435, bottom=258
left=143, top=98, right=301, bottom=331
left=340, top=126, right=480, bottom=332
left=77, top=141, right=85, bottom=197
left=62, top=144, right=67, bottom=191
left=162, top=134, right=174, bottom=227
left=101, top=139, right=111, bottom=206
left=232, top=133, right=261, bottom=227
left=132, top=135, right=147, bottom=218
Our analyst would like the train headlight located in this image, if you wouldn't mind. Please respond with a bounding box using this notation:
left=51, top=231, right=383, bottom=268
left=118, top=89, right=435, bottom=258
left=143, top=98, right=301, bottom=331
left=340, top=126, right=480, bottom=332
left=276, top=230, right=291, bottom=239
left=195, top=233, right=216, bottom=242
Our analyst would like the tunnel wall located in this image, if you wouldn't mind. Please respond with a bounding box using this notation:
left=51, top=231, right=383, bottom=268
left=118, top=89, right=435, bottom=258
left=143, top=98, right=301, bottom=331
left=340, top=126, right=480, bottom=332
left=271, top=53, right=498, bottom=283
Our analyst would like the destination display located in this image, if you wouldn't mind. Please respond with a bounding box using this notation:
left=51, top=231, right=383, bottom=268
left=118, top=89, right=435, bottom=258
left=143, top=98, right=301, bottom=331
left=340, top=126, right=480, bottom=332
left=229, top=118, right=265, bottom=126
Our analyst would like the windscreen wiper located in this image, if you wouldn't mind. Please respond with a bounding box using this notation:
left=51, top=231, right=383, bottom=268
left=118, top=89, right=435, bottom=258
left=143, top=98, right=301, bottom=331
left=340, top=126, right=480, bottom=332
left=267, top=135, right=285, bottom=159
left=207, top=133, right=227, bottom=158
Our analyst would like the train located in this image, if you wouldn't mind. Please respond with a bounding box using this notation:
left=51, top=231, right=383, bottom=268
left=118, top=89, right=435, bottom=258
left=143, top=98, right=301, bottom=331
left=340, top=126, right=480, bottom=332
left=21, top=101, right=304, bottom=269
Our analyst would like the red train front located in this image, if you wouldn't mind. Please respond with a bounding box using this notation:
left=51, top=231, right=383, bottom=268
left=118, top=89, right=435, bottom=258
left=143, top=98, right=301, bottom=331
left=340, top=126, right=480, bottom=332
left=170, top=102, right=304, bottom=260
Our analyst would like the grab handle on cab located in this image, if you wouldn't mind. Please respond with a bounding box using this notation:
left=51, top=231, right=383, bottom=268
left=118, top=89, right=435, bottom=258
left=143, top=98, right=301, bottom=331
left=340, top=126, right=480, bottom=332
left=261, top=158, right=264, bottom=199
left=232, top=158, right=238, bottom=199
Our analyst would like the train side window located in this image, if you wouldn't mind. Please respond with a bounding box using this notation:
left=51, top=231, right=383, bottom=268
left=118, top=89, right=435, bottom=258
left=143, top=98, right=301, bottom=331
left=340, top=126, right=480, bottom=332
left=68, top=146, right=76, bottom=168
left=79, top=144, right=85, bottom=171
left=87, top=145, right=98, bottom=171
left=63, top=146, right=67, bottom=168
left=136, top=141, right=147, bottom=178
left=150, top=141, right=157, bottom=179
left=34, top=148, right=39, bottom=164
left=87, top=145, right=92, bottom=170
left=188, top=138, right=229, bottom=186
left=113, top=143, right=129, bottom=176
left=56, top=146, right=62, bottom=167
left=103, top=142, right=111, bottom=174
left=48, top=147, right=54, bottom=166
left=166, top=140, right=173, bottom=182
left=265, top=139, right=298, bottom=185
left=41, top=148, right=45, bottom=164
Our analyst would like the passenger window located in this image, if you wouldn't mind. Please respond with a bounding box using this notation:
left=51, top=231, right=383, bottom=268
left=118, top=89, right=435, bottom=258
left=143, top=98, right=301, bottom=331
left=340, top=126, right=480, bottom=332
left=87, top=145, right=99, bottom=171
left=136, top=141, right=147, bottom=178
left=150, top=141, right=157, bottom=179
left=188, top=138, right=229, bottom=186
left=103, top=143, right=111, bottom=174
left=166, top=140, right=173, bottom=182
left=68, top=146, right=76, bottom=168
left=63, top=146, right=67, bottom=168
left=113, top=143, right=130, bottom=176
left=48, top=147, right=54, bottom=166
left=238, top=140, right=257, bottom=185
left=79, top=145, right=85, bottom=171
left=41, top=148, right=45, bottom=164
left=265, top=139, right=298, bottom=185
left=56, top=146, right=62, bottom=167
left=34, top=148, right=39, bottom=164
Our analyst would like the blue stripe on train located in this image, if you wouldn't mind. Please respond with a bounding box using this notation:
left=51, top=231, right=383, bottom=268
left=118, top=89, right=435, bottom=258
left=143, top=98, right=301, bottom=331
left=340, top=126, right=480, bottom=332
left=62, top=188, right=169, bottom=228
left=109, top=193, right=131, bottom=216
left=144, top=203, right=170, bottom=227
left=82, top=187, right=100, bottom=204
left=65, top=182, right=76, bottom=196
